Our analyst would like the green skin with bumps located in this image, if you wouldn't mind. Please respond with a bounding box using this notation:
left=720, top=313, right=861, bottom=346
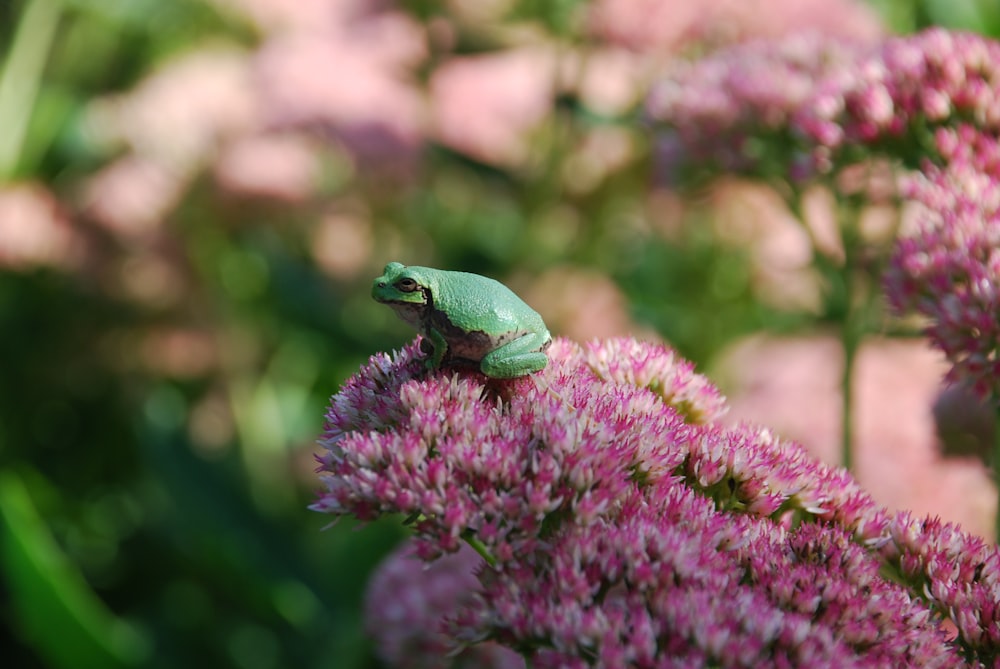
left=372, top=262, right=551, bottom=378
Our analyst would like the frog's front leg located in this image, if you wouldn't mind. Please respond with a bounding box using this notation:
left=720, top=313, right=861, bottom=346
left=424, top=327, right=449, bottom=370
left=480, top=331, right=550, bottom=378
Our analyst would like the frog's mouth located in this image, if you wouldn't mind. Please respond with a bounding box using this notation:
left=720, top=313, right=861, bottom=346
left=377, top=284, right=431, bottom=308
left=382, top=287, right=432, bottom=317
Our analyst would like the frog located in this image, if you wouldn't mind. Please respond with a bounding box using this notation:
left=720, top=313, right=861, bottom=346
left=372, top=262, right=551, bottom=378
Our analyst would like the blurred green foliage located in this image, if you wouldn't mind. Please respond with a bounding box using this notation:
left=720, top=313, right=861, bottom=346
left=0, top=0, right=996, bottom=668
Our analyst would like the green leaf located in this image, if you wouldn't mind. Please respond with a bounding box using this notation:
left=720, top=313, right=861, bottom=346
left=0, top=469, right=150, bottom=668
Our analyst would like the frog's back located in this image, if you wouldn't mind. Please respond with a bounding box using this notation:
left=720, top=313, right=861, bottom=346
left=433, top=269, right=546, bottom=337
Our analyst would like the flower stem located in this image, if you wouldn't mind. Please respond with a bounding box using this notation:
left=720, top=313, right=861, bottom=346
left=838, top=209, right=862, bottom=473
left=461, top=529, right=497, bottom=568
left=840, top=318, right=859, bottom=473
left=790, top=187, right=862, bottom=472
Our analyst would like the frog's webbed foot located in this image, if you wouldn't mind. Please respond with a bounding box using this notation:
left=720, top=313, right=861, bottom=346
left=420, top=329, right=453, bottom=371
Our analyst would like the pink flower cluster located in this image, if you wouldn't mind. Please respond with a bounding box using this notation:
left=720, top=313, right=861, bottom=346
left=314, top=337, right=1000, bottom=667
left=364, top=541, right=524, bottom=669
left=648, top=27, right=1000, bottom=400
left=648, top=28, right=1000, bottom=176
left=646, top=35, right=870, bottom=178
left=885, top=126, right=1000, bottom=399
left=799, top=29, right=1000, bottom=151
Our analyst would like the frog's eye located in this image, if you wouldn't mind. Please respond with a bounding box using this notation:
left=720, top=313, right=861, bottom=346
left=396, top=278, right=419, bottom=293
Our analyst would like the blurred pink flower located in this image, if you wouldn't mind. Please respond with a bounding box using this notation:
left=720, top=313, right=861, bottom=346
left=88, top=47, right=259, bottom=172
left=711, top=180, right=824, bottom=312
left=254, top=8, right=426, bottom=166
left=649, top=28, right=1000, bottom=178
left=587, top=0, right=704, bottom=55
left=310, top=210, right=374, bottom=280
left=719, top=335, right=995, bottom=539
left=429, top=49, right=556, bottom=167
left=799, top=29, right=1000, bottom=151
left=571, top=48, right=646, bottom=116
left=83, top=156, right=184, bottom=241
left=525, top=266, right=648, bottom=341
left=365, top=540, right=525, bottom=669
left=647, top=35, right=870, bottom=179
left=562, top=126, right=636, bottom=193
left=886, top=126, right=1000, bottom=400
left=213, top=134, right=321, bottom=202
left=212, top=0, right=361, bottom=34
left=698, top=0, right=883, bottom=45
left=139, top=328, right=218, bottom=379
left=0, top=183, right=81, bottom=270
left=188, top=389, right=235, bottom=454
left=588, top=0, right=882, bottom=54
left=114, top=250, right=188, bottom=309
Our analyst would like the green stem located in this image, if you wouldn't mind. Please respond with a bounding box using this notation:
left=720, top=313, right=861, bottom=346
left=461, top=529, right=497, bottom=569
left=790, top=185, right=859, bottom=472
left=839, top=234, right=857, bottom=474
left=840, top=321, right=859, bottom=472
left=0, top=0, right=62, bottom=181
left=836, top=195, right=870, bottom=474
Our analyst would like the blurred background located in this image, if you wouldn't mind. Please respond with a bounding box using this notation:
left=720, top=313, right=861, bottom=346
left=2, top=0, right=999, bottom=667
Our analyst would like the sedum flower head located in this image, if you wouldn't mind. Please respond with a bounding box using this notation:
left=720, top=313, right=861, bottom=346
left=647, top=27, right=1000, bottom=402
left=884, top=126, right=1000, bottom=400
left=799, top=29, right=1000, bottom=152
left=646, top=34, right=869, bottom=181
left=364, top=541, right=524, bottom=669
left=314, top=336, right=1000, bottom=667
left=648, top=28, right=1000, bottom=179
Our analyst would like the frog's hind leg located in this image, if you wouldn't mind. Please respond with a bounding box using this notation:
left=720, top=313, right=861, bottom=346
left=479, top=332, right=549, bottom=379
